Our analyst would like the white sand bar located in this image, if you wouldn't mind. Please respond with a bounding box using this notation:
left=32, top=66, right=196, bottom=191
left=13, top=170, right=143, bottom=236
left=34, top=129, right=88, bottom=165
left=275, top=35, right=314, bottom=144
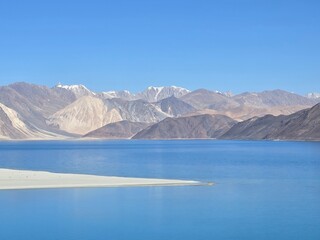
left=0, top=168, right=203, bottom=190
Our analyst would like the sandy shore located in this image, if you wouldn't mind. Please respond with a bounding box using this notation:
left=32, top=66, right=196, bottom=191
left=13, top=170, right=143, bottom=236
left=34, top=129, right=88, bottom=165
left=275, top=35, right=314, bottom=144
left=0, top=168, right=202, bottom=190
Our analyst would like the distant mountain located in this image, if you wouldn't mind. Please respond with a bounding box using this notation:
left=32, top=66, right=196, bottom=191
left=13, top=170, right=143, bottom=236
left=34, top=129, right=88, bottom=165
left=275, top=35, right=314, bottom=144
left=0, top=103, right=37, bottom=139
left=223, top=90, right=319, bottom=120
left=132, top=114, right=237, bottom=139
left=2, top=82, right=76, bottom=117
left=137, top=86, right=190, bottom=102
left=180, top=89, right=317, bottom=121
left=98, top=86, right=190, bottom=102
left=232, top=90, right=318, bottom=108
left=100, top=90, right=136, bottom=101
left=155, top=96, right=196, bottom=117
left=0, top=103, right=63, bottom=139
left=181, top=89, right=317, bottom=110
left=307, top=93, right=320, bottom=99
left=180, top=89, right=231, bottom=109
left=104, top=98, right=170, bottom=123
left=221, top=103, right=320, bottom=141
left=0, top=82, right=319, bottom=140
left=0, top=82, right=76, bottom=131
left=47, top=96, right=123, bottom=135
left=47, top=95, right=181, bottom=135
left=84, top=120, right=150, bottom=139
left=54, top=84, right=96, bottom=98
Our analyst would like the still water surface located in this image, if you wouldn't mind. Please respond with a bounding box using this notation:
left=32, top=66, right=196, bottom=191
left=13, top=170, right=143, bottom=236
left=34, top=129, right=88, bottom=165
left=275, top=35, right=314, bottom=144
left=0, top=140, right=319, bottom=240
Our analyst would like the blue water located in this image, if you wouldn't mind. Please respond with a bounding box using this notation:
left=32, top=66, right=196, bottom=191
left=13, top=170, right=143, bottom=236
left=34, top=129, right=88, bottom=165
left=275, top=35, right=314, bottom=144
left=0, top=140, right=319, bottom=240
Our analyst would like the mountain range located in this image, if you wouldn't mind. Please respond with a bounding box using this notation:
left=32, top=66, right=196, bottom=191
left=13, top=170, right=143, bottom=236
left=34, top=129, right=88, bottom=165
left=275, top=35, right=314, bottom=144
left=221, top=103, right=320, bottom=141
left=0, top=82, right=319, bottom=140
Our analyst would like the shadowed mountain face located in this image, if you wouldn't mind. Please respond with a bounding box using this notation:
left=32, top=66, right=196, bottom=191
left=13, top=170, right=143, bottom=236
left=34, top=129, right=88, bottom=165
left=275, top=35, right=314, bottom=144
left=221, top=103, right=320, bottom=141
left=132, top=114, right=237, bottom=139
left=155, top=96, right=196, bottom=117
left=7, top=82, right=77, bottom=117
left=0, top=82, right=76, bottom=130
left=84, top=121, right=150, bottom=139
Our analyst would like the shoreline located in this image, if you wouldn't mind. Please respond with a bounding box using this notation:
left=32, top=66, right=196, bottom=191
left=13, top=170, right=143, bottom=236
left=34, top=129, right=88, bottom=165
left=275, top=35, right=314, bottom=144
left=1, top=138, right=319, bottom=143
left=0, top=169, right=204, bottom=190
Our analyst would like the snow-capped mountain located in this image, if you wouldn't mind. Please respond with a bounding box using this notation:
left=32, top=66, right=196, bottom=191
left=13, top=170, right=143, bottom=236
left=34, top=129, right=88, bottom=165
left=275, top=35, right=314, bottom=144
left=100, top=90, right=136, bottom=101
left=137, top=86, right=191, bottom=102
left=307, top=93, right=320, bottom=99
left=99, top=86, right=190, bottom=102
left=213, top=90, right=234, bottom=97
left=54, top=84, right=190, bottom=102
left=0, top=81, right=319, bottom=140
left=55, top=84, right=96, bottom=98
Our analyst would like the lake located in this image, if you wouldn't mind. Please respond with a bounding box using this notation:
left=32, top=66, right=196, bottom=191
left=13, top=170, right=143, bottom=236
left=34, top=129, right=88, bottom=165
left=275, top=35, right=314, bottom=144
left=0, top=140, right=319, bottom=240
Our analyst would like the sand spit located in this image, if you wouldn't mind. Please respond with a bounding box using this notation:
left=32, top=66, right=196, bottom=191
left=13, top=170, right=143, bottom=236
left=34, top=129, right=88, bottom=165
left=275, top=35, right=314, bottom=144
left=0, top=169, right=203, bottom=190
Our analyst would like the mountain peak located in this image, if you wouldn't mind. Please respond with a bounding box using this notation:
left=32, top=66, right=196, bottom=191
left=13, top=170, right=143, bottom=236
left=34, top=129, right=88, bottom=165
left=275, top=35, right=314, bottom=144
left=147, top=86, right=164, bottom=91
left=55, top=83, right=89, bottom=90
left=139, top=86, right=190, bottom=102
left=55, top=83, right=96, bottom=98
left=307, top=92, right=320, bottom=99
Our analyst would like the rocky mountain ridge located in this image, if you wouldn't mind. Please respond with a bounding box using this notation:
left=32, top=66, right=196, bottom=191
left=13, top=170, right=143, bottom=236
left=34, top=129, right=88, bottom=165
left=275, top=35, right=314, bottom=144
left=221, top=103, right=320, bottom=141
left=0, top=82, right=319, bottom=140
left=132, top=114, right=237, bottom=139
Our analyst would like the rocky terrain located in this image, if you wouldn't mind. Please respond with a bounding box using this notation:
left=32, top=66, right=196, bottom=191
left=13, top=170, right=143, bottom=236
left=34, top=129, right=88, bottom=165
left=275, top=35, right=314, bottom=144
left=47, top=96, right=123, bottom=135
left=132, top=114, right=237, bottom=139
left=155, top=96, right=196, bottom=117
left=0, top=82, right=319, bottom=140
left=221, top=103, right=320, bottom=141
left=0, top=103, right=65, bottom=139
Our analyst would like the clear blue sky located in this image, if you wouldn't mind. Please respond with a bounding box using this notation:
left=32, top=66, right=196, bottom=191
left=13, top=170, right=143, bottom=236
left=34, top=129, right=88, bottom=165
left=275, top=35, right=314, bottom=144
left=0, top=0, right=319, bottom=94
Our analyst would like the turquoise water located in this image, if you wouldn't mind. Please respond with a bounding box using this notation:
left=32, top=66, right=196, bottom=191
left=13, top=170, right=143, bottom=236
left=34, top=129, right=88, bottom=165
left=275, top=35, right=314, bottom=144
left=0, top=140, right=319, bottom=240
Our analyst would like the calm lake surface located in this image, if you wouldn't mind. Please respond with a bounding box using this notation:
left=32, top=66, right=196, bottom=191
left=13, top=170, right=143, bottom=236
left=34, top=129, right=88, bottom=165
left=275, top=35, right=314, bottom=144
left=0, top=140, right=319, bottom=240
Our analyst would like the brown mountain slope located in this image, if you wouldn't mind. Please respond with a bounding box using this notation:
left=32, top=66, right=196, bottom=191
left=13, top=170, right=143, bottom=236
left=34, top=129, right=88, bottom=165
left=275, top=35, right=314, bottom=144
left=180, top=89, right=233, bottom=109
left=155, top=96, right=196, bottom=117
left=132, top=114, right=237, bottom=139
left=83, top=121, right=150, bottom=139
left=221, top=103, right=320, bottom=140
